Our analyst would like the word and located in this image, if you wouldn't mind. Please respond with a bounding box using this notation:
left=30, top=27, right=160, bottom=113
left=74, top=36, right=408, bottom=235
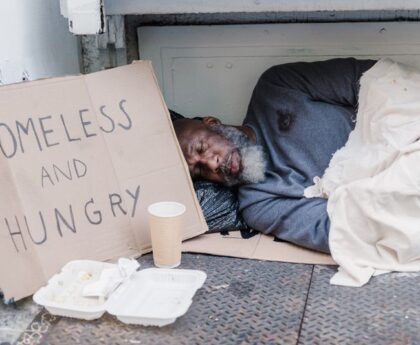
left=41, top=158, right=87, bottom=188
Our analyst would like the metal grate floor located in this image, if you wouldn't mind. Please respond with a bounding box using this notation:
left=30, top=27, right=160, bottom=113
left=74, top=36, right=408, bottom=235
left=13, top=254, right=420, bottom=345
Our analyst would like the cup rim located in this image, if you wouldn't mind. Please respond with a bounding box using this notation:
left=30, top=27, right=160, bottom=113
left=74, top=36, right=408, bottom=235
left=148, top=201, right=186, bottom=218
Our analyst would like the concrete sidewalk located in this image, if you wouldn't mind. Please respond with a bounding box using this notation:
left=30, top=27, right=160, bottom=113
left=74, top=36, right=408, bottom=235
left=2, top=253, right=420, bottom=345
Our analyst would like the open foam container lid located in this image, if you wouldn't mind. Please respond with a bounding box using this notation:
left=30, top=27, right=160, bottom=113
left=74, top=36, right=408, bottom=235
left=33, top=260, right=207, bottom=327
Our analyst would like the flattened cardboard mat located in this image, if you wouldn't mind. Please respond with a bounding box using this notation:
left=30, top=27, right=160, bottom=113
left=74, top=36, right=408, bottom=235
left=0, top=61, right=207, bottom=301
left=182, top=232, right=335, bottom=265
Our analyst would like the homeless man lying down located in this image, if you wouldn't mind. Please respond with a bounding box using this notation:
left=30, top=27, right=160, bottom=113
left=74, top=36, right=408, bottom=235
left=174, top=58, right=376, bottom=254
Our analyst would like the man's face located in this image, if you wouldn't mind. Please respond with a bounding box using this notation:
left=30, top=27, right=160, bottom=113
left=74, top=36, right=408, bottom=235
left=175, top=118, right=266, bottom=186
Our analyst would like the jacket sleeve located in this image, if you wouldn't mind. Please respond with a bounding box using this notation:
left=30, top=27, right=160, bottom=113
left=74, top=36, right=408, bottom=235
left=259, top=58, right=376, bottom=107
left=240, top=189, right=330, bottom=253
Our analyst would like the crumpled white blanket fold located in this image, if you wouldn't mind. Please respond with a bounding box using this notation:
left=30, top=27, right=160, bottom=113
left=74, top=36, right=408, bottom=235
left=305, top=58, right=420, bottom=286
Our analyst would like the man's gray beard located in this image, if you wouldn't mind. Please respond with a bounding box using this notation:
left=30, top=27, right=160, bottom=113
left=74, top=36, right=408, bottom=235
left=208, top=124, right=267, bottom=186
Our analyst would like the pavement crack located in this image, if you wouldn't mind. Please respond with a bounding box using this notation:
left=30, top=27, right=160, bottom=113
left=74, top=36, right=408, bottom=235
left=296, top=264, right=315, bottom=345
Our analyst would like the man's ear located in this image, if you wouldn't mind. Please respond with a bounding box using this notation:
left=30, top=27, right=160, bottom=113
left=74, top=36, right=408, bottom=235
left=202, top=116, right=221, bottom=126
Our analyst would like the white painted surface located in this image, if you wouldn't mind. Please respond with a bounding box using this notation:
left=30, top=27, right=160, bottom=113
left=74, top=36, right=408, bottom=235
left=0, top=1, right=80, bottom=85
left=138, top=23, right=420, bottom=124
left=60, top=0, right=105, bottom=35
left=106, top=0, right=420, bottom=15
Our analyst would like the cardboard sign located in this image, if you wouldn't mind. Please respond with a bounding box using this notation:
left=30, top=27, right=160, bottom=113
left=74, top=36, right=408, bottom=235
left=0, top=61, right=207, bottom=301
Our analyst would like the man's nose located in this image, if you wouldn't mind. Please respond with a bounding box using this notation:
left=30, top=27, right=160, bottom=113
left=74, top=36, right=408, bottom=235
left=200, top=153, right=220, bottom=172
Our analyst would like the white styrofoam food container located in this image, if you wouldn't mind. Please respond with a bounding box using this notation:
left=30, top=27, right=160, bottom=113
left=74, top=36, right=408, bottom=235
left=33, top=260, right=207, bottom=326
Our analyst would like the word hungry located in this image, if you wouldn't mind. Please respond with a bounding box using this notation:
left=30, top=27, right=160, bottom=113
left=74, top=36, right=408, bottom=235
left=6, top=185, right=141, bottom=253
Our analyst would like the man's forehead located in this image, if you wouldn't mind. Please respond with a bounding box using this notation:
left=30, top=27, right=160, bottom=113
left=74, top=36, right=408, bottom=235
left=175, top=118, right=203, bottom=130
left=178, top=121, right=211, bottom=141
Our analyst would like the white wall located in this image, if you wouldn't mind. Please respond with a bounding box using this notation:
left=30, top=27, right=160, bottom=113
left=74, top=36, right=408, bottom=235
left=105, top=0, right=420, bottom=14
left=139, top=22, right=420, bottom=125
left=0, top=0, right=80, bottom=85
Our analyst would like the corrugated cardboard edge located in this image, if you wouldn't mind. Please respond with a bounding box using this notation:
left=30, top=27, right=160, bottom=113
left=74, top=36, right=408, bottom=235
left=182, top=232, right=336, bottom=265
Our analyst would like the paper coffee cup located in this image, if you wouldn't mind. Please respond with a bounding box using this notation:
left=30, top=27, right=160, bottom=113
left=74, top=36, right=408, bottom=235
left=148, top=202, right=186, bottom=268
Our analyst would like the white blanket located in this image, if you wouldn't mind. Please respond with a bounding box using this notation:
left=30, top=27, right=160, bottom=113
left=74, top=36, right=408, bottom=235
left=305, top=59, right=420, bottom=286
